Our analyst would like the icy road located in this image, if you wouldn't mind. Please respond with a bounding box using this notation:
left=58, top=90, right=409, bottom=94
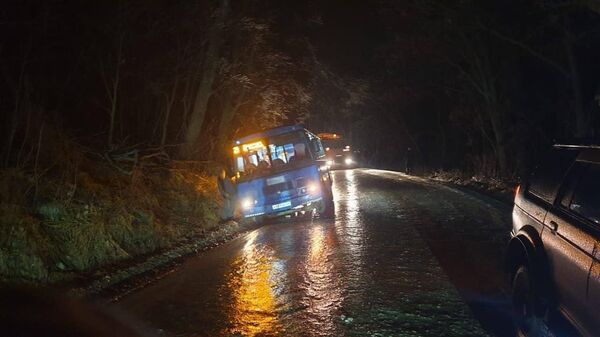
left=116, top=169, right=515, bottom=337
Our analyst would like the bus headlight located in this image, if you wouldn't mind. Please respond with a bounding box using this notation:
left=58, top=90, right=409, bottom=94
left=241, top=198, right=254, bottom=210
left=308, top=182, right=319, bottom=194
left=344, top=157, right=353, bottom=165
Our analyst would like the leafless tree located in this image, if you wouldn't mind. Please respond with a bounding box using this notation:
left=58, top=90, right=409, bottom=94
left=100, top=33, right=124, bottom=149
left=180, top=0, right=230, bottom=158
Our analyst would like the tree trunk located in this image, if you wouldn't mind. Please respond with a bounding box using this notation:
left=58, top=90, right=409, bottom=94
left=160, top=78, right=178, bottom=148
left=213, top=93, right=241, bottom=159
left=488, top=109, right=507, bottom=175
left=436, top=103, right=447, bottom=169
left=179, top=0, right=230, bottom=158
left=467, top=39, right=508, bottom=175
left=102, top=33, right=123, bottom=149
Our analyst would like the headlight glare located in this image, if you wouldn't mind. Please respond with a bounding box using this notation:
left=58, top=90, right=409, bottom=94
left=241, top=198, right=254, bottom=210
left=308, top=182, right=319, bottom=194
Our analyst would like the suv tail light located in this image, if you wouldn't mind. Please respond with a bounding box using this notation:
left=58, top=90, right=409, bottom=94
left=515, top=184, right=521, bottom=200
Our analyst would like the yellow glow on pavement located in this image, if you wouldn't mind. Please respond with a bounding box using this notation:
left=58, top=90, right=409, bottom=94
left=223, top=232, right=281, bottom=337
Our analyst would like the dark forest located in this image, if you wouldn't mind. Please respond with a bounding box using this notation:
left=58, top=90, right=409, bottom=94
left=3, top=1, right=600, bottom=176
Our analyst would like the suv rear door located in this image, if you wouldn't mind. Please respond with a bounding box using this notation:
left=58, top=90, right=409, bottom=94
left=517, top=150, right=578, bottom=234
left=570, top=163, right=600, bottom=333
left=543, top=161, right=597, bottom=333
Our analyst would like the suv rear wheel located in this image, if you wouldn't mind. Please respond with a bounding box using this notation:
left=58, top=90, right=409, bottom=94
left=512, top=264, right=548, bottom=336
left=513, top=265, right=535, bottom=330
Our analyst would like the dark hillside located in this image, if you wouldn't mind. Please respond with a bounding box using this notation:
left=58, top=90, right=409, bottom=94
left=0, top=132, right=219, bottom=284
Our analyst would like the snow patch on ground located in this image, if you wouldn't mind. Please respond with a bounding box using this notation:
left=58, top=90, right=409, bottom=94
left=427, top=170, right=517, bottom=205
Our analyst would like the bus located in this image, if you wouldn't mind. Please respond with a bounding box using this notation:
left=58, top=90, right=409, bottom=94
left=231, top=125, right=334, bottom=222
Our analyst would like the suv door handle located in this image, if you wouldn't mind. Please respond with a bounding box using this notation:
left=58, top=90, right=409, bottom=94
left=549, top=221, right=559, bottom=234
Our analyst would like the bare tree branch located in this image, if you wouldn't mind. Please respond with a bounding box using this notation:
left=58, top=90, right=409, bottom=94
left=484, top=26, right=570, bottom=77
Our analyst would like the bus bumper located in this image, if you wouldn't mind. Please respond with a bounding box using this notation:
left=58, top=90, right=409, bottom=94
left=243, top=195, right=323, bottom=219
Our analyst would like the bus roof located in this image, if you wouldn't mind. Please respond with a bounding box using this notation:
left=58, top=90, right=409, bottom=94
left=233, top=125, right=305, bottom=145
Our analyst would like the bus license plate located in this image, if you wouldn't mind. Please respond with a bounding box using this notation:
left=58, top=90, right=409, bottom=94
left=272, top=201, right=291, bottom=210
left=267, top=176, right=285, bottom=185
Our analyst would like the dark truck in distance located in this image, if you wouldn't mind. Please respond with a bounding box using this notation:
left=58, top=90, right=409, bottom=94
left=506, top=145, right=600, bottom=336
left=317, top=133, right=357, bottom=169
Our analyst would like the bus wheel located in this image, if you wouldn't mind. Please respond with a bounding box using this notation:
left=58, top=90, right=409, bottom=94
left=242, top=215, right=263, bottom=226
left=318, top=186, right=335, bottom=219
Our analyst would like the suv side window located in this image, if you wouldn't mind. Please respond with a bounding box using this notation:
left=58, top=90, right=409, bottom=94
left=568, top=164, right=600, bottom=225
left=559, top=162, right=585, bottom=209
left=527, top=150, right=578, bottom=203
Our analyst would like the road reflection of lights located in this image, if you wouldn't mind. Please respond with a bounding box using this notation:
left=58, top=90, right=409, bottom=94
left=243, top=230, right=259, bottom=252
left=344, top=170, right=359, bottom=223
left=332, top=170, right=365, bottom=275
left=223, top=232, right=282, bottom=337
left=301, top=225, right=344, bottom=336
left=332, top=170, right=358, bottom=219
left=308, top=227, right=324, bottom=259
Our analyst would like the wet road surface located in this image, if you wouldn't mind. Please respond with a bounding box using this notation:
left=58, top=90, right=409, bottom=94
left=116, top=169, right=515, bottom=337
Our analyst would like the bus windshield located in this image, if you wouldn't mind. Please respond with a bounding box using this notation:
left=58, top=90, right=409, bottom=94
left=233, top=131, right=314, bottom=180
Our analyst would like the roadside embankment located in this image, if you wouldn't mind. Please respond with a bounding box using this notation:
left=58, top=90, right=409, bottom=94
left=0, top=139, right=233, bottom=294
left=366, top=164, right=518, bottom=204
left=427, top=170, right=517, bottom=205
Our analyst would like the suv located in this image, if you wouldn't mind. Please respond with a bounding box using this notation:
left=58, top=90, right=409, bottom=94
left=507, top=145, right=600, bottom=336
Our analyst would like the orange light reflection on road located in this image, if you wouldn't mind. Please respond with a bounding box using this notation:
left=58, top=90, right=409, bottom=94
left=223, top=231, right=281, bottom=337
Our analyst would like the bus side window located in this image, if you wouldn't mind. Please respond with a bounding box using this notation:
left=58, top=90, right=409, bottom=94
left=248, top=153, right=259, bottom=167
left=310, top=138, right=325, bottom=159
left=317, top=139, right=325, bottom=157
left=284, top=143, right=295, bottom=161
left=269, top=143, right=294, bottom=163
left=235, top=157, right=245, bottom=172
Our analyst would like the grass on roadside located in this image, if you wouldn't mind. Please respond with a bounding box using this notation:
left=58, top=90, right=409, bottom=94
left=0, top=139, right=220, bottom=284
